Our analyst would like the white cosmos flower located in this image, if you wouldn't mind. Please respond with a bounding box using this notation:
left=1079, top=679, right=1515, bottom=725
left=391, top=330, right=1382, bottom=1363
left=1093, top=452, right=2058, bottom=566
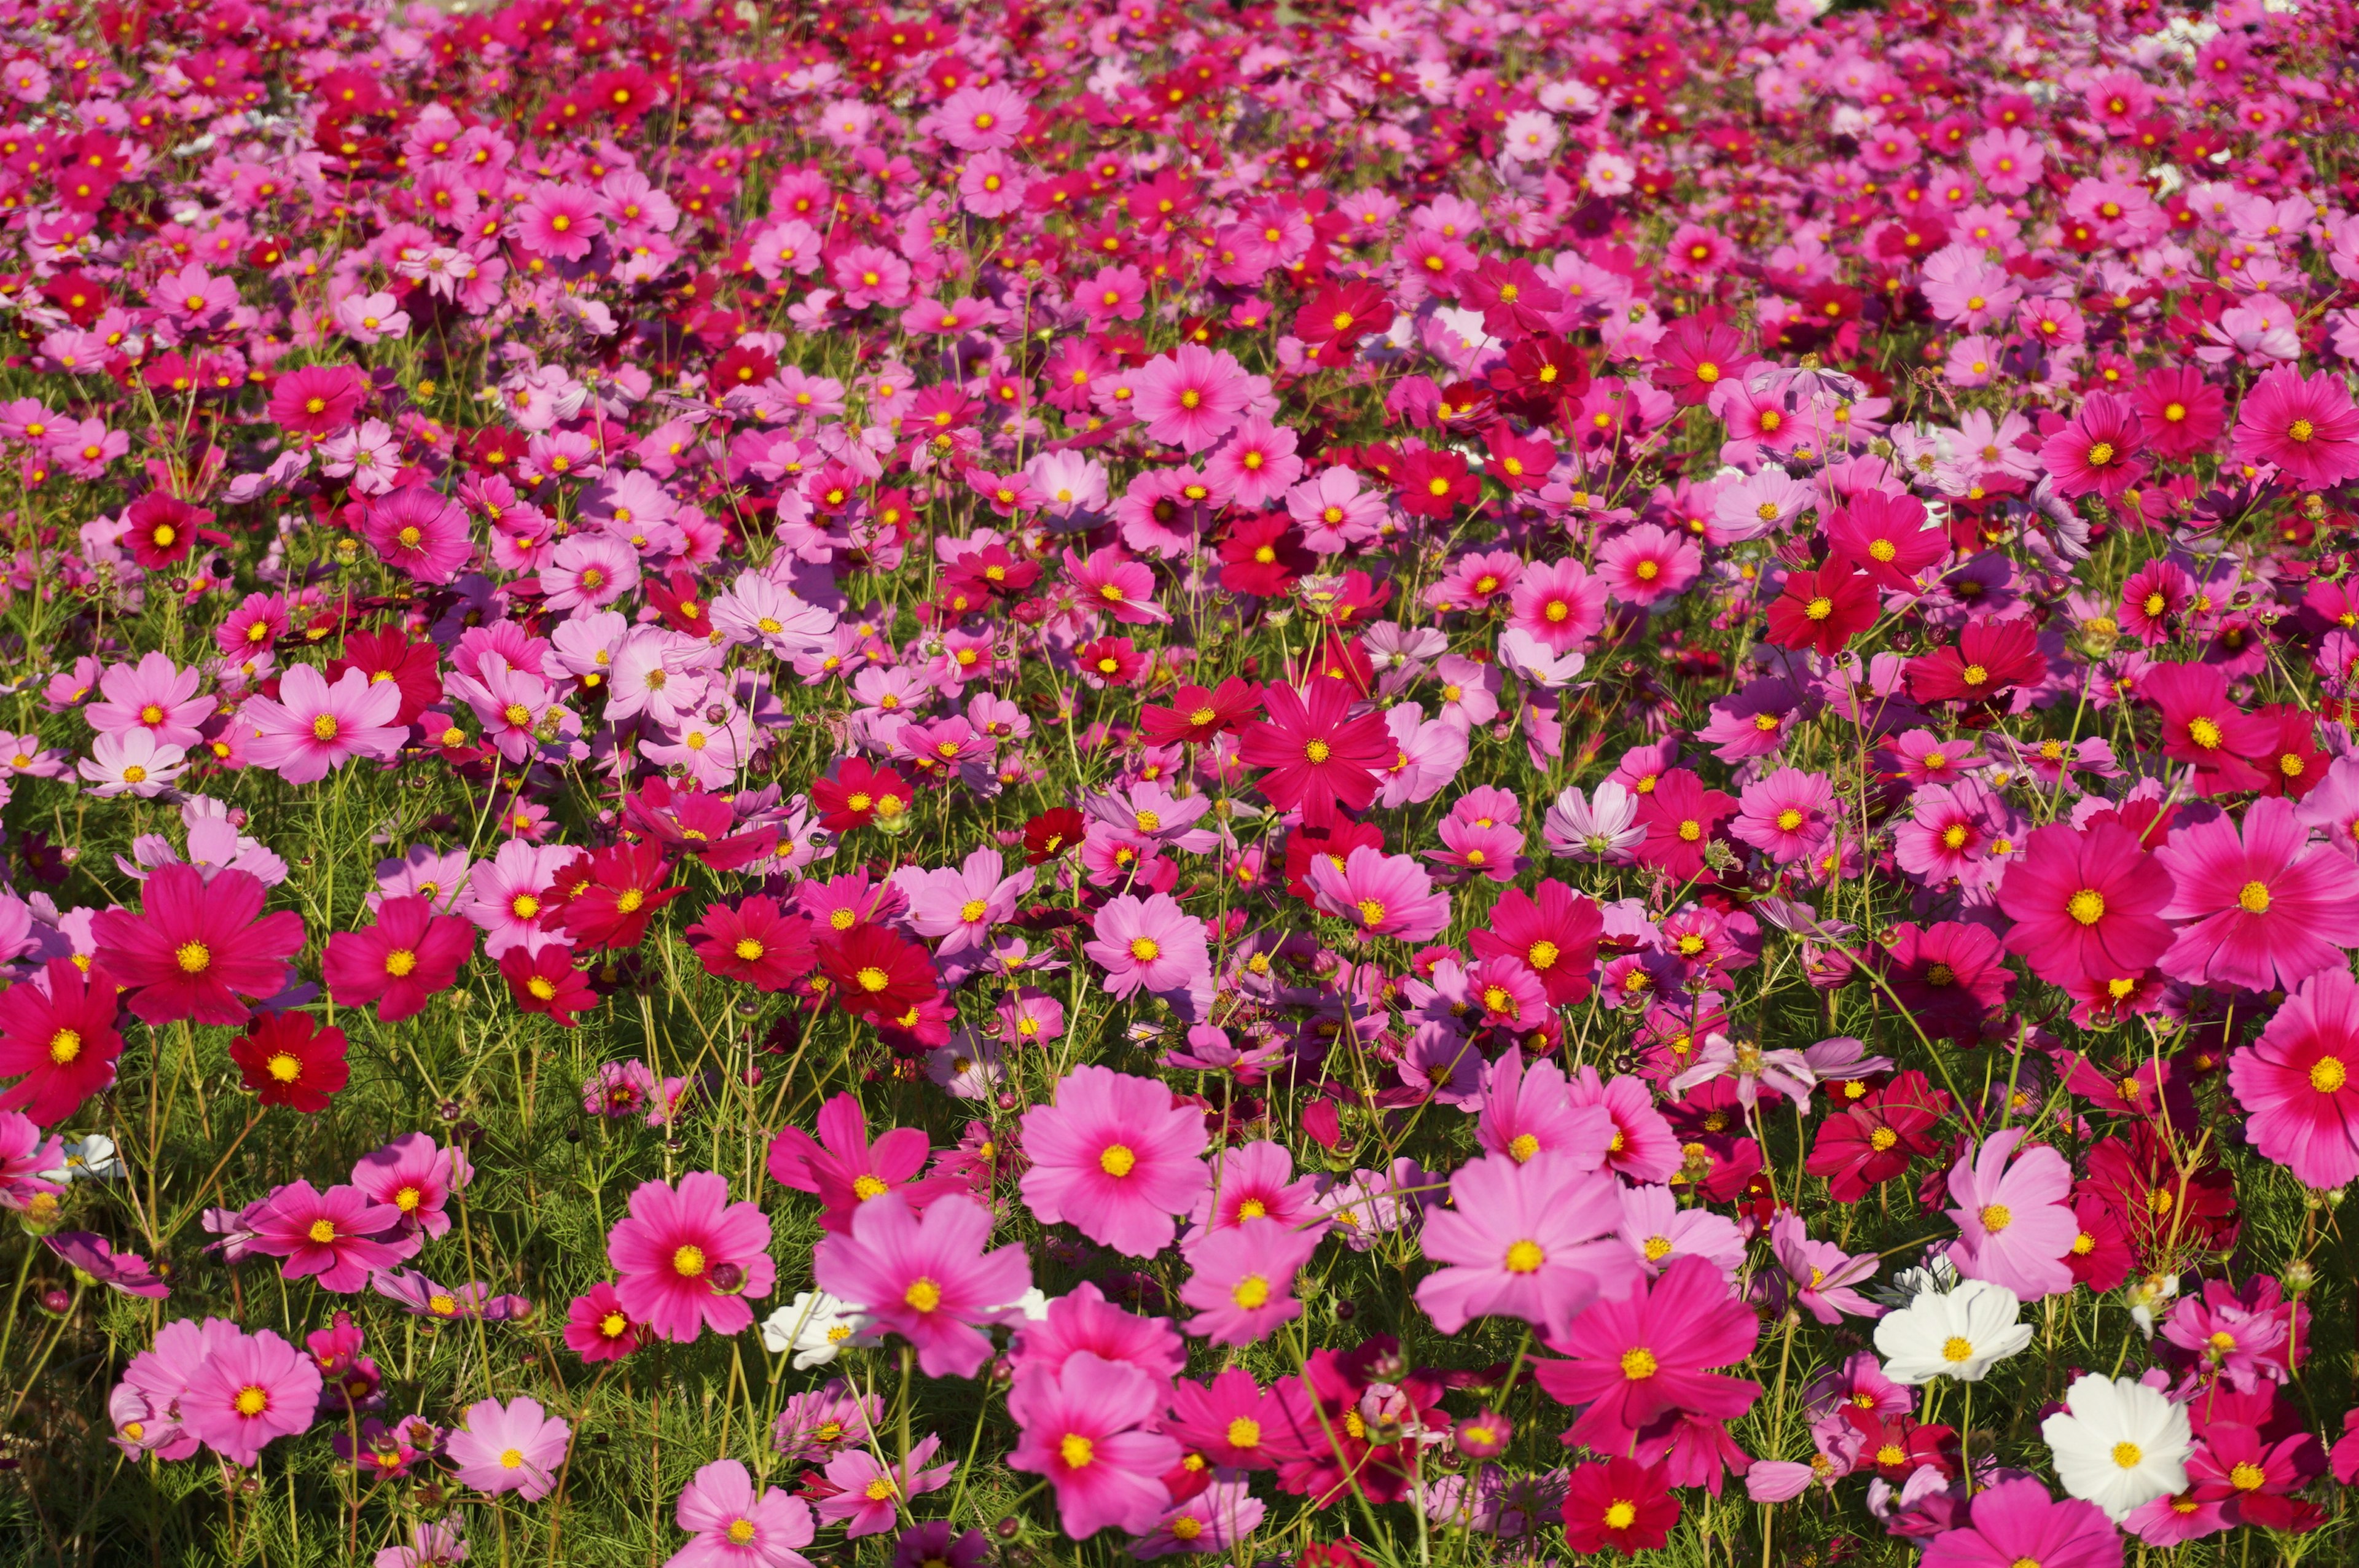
left=2042, top=1373, right=2192, bottom=1522
left=1871, top=1277, right=2033, bottom=1383
left=758, top=1290, right=870, bottom=1368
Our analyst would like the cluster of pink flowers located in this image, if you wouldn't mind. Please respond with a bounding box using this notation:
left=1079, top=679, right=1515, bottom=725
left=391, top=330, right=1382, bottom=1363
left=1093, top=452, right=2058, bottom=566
left=2, top=0, right=2359, bottom=1561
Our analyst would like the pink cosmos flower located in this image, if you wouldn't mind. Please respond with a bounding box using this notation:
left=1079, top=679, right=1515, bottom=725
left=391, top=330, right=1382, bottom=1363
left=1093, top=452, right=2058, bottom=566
left=1306, top=844, right=1452, bottom=942
left=1081, top=892, right=1211, bottom=1007
left=350, top=1132, right=469, bottom=1240
left=248, top=1180, right=413, bottom=1292
left=1178, top=1218, right=1323, bottom=1345
left=2038, top=392, right=2147, bottom=499
left=1568, top=1066, right=1683, bottom=1182
left=810, top=1434, right=953, bottom=1537
left=933, top=83, right=1030, bottom=150
left=1730, top=767, right=1837, bottom=865
left=1007, top=1352, right=1184, bottom=1539
left=85, top=652, right=211, bottom=748
left=1189, top=1140, right=1325, bottom=1241
left=1995, top=820, right=2175, bottom=989
left=1920, top=1475, right=2122, bottom=1568
left=1202, top=415, right=1303, bottom=509
left=180, top=1325, right=323, bottom=1467
left=606, top=1172, right=777, bottom=1343
left=767, top=1092, right=965, bottom=1235
left=1769, top=1213, right=1884, bottom=1324
left=511, top=181, right=604, bottom=262
left=893, top=848, right=1035, bottom=959
left=1417, top=1152, right=1641, bottom=1340
left=1508, top=558, right=1608, bottom=653
left=668, top=1458, right=816, bottom=1568
left=362, top=486, right=472, bottom=585
left=1617, top=1182, right=1747, bottom=1281
left=2153, top=795, right=2359, bottom=993
left=1007, top=1281, right=1186, bottom=1383
left=445, top=1395, right=570, bottom=1500
left=1944, top=1128, right=2079, bottom=1300
left=1133, top=1479, right=1266, bottom=1559
left=1019, top=1065, right=1210, bottom=1258
left=2229, top=364, right=2359, bottom=490
left=1130, top=343, right=1250, bottom=453
left=1597, top=523, right=1702, bottom=607
left=1477, top=1049, right=1616, bottom=1169
left=240, top=664, right=405, bottom=785
left=2228, top=965, right=2359, bottom=1189
left=463, top=840, right=574, bottom=959
left=812, top=1192, right=1031, bottom=1378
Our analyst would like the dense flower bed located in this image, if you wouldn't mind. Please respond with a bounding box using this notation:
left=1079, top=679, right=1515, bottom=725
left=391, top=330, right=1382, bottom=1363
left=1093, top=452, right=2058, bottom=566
left=2, top=0, right=2359, bottom=1562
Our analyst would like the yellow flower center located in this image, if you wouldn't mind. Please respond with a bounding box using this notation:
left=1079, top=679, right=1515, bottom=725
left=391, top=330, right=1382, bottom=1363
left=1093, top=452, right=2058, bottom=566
left=1100, top=1144, right=1136, bottom=1177
left=307, top=1219, right=338, bottom=1244
left=2113, top=1441, right=2143, bottom=1469
left=1942, top=1336, right=1976, bottom=1362
left=1231, top=1274, right=1270, bottom=1308
left=2311, top=1056, right=2347, bottom=1093
left=234, top=1386, right=269, bottom=1417
left=1981, top=1204, right=2011, bottom=1233
left=1504, top=1239, right=1545, bottom=1273
left=176, top=941, right=211, bottom=973
left=2067, top=889, right=2106, bottom=925
left=1060, top=1433, right=1095, bottom=1468
left=1605, top=1501, right=1637, bottom=1530
left=672, top=1245, right=706, bottom=1277
left=47, top=1029, right=80, bottom=1064
left=905, top=1277, right=942, bottom=1312
left=2238, top=881, right=2271, bottom=914
left=1620, top=1348, right=1658, bottom=1379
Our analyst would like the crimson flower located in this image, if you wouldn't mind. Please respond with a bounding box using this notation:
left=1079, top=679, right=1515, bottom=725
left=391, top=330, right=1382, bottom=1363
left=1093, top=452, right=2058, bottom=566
left=92, top=864, right=307, bottom=1027
left=818, top=924, right=939, bottom=1023
left=1293, top=279, right=1392, bottom=366
left=686, top=897, right=816, bottom=991
left=1236, top=681, right=1393, bottom=827
left=1468, top=880, right=1603, bottom=1005
left=1632, top=770, right=1739, bottom=882
left=1805, top=1071, right=1950, bottom=1203
left=1904, top=617, right=2049, bottom=705
left=229, top=1013, right=351, bottom=1113
left=1764, top=564, right=1878, bottom=658
left=1560, top=1456, right=1680, bottom=1556
left=322, top=895, right=476, bottom=1023
left=501, top=945, right=601, bottom=1027
left=1022, top=807, right=1087, bottom=864
left=0, top=958, right=123, bottom=1126
left=558, top=841, right=683, bottom=950
left=325, top=627, right=442, bottom=727
left=1140, top=677, right=1264, bottom=746
left=810, top=757, right=915, bottom=833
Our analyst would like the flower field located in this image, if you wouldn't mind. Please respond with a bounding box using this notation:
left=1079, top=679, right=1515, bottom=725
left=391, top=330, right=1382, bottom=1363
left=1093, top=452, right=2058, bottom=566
left=4, top=0, right=2359, bottom=1562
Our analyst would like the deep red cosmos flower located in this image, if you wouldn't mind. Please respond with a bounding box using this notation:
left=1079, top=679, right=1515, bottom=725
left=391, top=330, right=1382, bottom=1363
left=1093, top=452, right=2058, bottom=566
left=686, top=897, right=817, bottom=991
left=123, top=492, right=211, bottom=571
left=500, top=944, right=601, bottom=1027
left=1764, top=564, right=1878, bottom=658
left=1140, top=677, right=1264, bottom=747
left=1236, top=681, right=1394, bottom=827
left=1023, top=806, right=1088, bottom=864
left=229, top=1012, right=351, bottom=1113
left=623, top=777, right=779, bottom=871
left=1560, top=1455, right=1681, bottom=1555
left=811, top=757, right=916, bottom=833
left=1293, top=279, right=1393, bottom=367
left=1469, top=879, right=1604, bottom=1005
left=1904, top=616, right=2049, bottom=705
left=557, top=841, right=684, bottom=950
left=326, top=627, right=443, bottom=727
left=1995, top=819, right=2175, bottom=989
left=0, top=958, right=123, bottom=1125
left=1804, top=1071, right=1950, bottom=1202
left=1216, top=515, right=1315, bottom=598
left=92, top=865, right=307, bottom=1027
left=818, top=924, right=939, bottom=1023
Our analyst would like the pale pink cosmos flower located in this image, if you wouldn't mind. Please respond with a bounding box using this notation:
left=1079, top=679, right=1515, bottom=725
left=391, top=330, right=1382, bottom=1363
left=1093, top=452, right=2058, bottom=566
left=86, top=652, right=211, bottom=747
left=1944, top=1128, right=2079, bottom=1301
left=893, top=848, right=1035, bottom=959
left=240, top=665, right=405, bottom=786
left=445, top=1395, right=570, bottom=1500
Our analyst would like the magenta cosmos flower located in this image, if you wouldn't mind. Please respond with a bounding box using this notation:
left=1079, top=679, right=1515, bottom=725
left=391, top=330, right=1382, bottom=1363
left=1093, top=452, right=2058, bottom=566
left=669, top=1458, right=816, bottom=1568
left=812, top=1192, right=1031, bottom=1378
left=2153, top=795, right=2359, bottom=993
left=607, top=1172, right=776, bottom=1343
left=2228, top=965, right=2359, bottom=1189
left=2229, top=364, right=2359, bottom=491
left=1532, top=1254, right=1764, bottom=1454
left=446, top=1395, right=571, bottom=1500
left=1944, top=1128, right=2079, bottom=1301
left=1417, top=1152, right=1641, bottom=1341
left=91, top=864, right=306, bottom=1026
left=1007, top=1351, right=1183, bottom=1539
left=1994, top=820, right=2174, bottom=990
left=1019, top=1065, right=1210, bottom=1258
left=323, top=895, right=478, bottom=1023
left=179, top=1325, right=323, bottom=1467
left=246, top=1180, right=412, bottom=1292
left=1921, top=1475, right=2123, bottom=1568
